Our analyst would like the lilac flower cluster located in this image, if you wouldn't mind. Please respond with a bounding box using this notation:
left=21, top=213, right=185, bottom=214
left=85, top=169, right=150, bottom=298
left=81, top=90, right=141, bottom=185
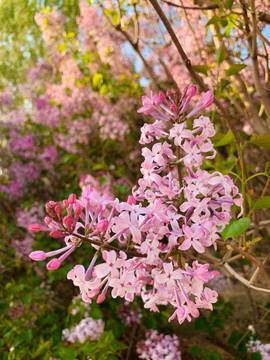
left=136, top=330, right=181, bottom=360
left=248, top=339, right=270, bottom=360
left=29, top=86, right=242, bottom=324
left=118, top=302, right=142, bottom=326
left=62, top=317, right=104, bottom=343
left=11, top=205, right=44, bottom=259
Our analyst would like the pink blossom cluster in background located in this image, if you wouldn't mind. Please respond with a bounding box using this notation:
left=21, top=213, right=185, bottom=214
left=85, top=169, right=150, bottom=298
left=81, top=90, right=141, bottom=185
left=136, top=329, right=181, bottom=360
left=248, top=339, right=270, bottom=360
left=62, top=317, right=104, bottom=343
left=11, top=205, right=44, bottom=259
left=79, top=173, right=114, bottom=199
left=0, top=88, right=13, bottom=107
left=32, top=3, right=135, bottom=153
left=118, top=302, right=142, bottom=327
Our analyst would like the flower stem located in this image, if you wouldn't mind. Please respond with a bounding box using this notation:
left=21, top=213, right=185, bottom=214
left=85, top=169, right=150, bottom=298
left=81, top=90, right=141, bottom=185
left=240, top=145, right=247, bottom=248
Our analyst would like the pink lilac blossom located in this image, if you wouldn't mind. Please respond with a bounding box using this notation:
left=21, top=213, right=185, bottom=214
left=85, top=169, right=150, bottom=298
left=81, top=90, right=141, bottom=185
left=79, top=173, right=114, bottom=198
left=7, top=131, right=37, bottom=160
left=136, top=330, right=181, bottom=360
left=11, top=235, right=34, bottom=260
left=248, top=339, right=270, bottom=360
left=28, top=86, right=242, bottom=324
left=0, top=88, right=13, bottom=107
left=118, top=301, right=142, bottom=326
left=62, top=317, right=104, bottom=343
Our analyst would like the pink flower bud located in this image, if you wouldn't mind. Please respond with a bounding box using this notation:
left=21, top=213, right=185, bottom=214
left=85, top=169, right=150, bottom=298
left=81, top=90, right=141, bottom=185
left=127, top=195, right=136, bottom=205
left=46, top=258, right=61, bottom=270
left=68, top=193, right=76, bottom=204
left=44, top=216, right=52, bottom=225
left=97, top=293, right=105, bottom=304
left=63, top=199, right=69, bottom=208
left=186, top=85, right=197, bottom=98
left=89, top=289, right=99, bottom=297
left=170, top=104, right=177, bottom=113
left=29, top=251, right=46, bottom=261
left=54, top=204, right=63, bottom=217
left=153, top=95, right=162, bottom=105
left=50, top=230, right=63, bottom=238
left=29, top=224, right=41, bottom=232
left=158, top=91, right=166, bottom=101
left=63, top=215, right=73, bottom=226
left=96, top=219, right=108, bottom=233
left=73, top=203, right=82, bottom=215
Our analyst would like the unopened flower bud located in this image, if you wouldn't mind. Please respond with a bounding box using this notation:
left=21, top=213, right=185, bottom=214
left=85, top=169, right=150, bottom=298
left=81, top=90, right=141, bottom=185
left=186, top=85, right=197, bottom=98
left=158, top=91, right=166, bottom=101
left=29, top=251, right=46, bottom=261
left=127, top=196, right=136, bottom=205
left=29, top=224, right=41, bottom=232
left=68, top=193, right=76, bottom=204
left=45, top=201, right=59, bottom=220
left=97, top=293, right=105, bottom=304
left=96, top=219, right=108, bottom=233
left=50, top=230, right=63, bottom=238
left=170, top=104, right=177, bottom=113
left=153, top=95, right=162, bottom=105
left=73, top=203, right=82, bottom=215
left=54, top=204, right=63, bottom=218
left=44, top=216, right=52, bottom=225
left=63, top=199, right=69, bottom=208
left=46, top=258, right=61, bottom=270
left=63, top=215, right=73, bottom=226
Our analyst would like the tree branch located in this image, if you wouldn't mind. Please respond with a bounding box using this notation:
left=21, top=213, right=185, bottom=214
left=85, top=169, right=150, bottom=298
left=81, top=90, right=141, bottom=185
left=148, top=0, right=241, bottom=142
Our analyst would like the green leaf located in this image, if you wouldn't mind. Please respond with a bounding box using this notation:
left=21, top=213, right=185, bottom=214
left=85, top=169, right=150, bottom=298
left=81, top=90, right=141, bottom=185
left=228, top=330, right=241, bottom=345
left=111, top=340, right=127, bottom=351
left=57, top=43, right=67, bottom=52
left=226, top=64, right=247, bottom=76
left=205, top=351, right=222, bottom=360
left=92, top=73, right=103, bottom=87
left=251, top=352, right=262, bottom=360
left=193, top=65, right=209, bottom=76
left=253, top=196, right=270, bottom=209
left=216, top=41, right=226, bottom=65
left=22, top=293, right=32, bottom=305
left=215, top=129, right=234, bottom=146
left=220, top=218, right=250, bottom=239
left=13, top=334, right=26, bottom=348
left=250, top=134, right=270, bottom=149
left=100, top=84, right=108, bottom=96
left=25, top=330, right=32, bottom=343
left=226, top=0, right=234, bottom=9
left=206, top=16, right=222, bottom=26
left=189, top=345, right=202, bottom=356
left=58, top=348, right=78, bottom=360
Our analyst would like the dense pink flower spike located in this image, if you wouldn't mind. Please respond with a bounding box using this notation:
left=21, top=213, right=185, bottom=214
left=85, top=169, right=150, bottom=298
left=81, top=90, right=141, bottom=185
left=136, top=329, right=181, bottom=359
left=29, top=87, right=242, bottom=324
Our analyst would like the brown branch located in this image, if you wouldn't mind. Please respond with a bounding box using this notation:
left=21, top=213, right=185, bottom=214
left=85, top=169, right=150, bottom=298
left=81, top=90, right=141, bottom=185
left=240, top=0, right=270, bottom=126
left=148, top=0, right=241, bottom=142
left=161, top=0, right=218, bottom=10
left=208, top=9, right=268, bottom=134
left=258, top=13, right=270, bottom=24
left=224, top=263, right=270, bottom=294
